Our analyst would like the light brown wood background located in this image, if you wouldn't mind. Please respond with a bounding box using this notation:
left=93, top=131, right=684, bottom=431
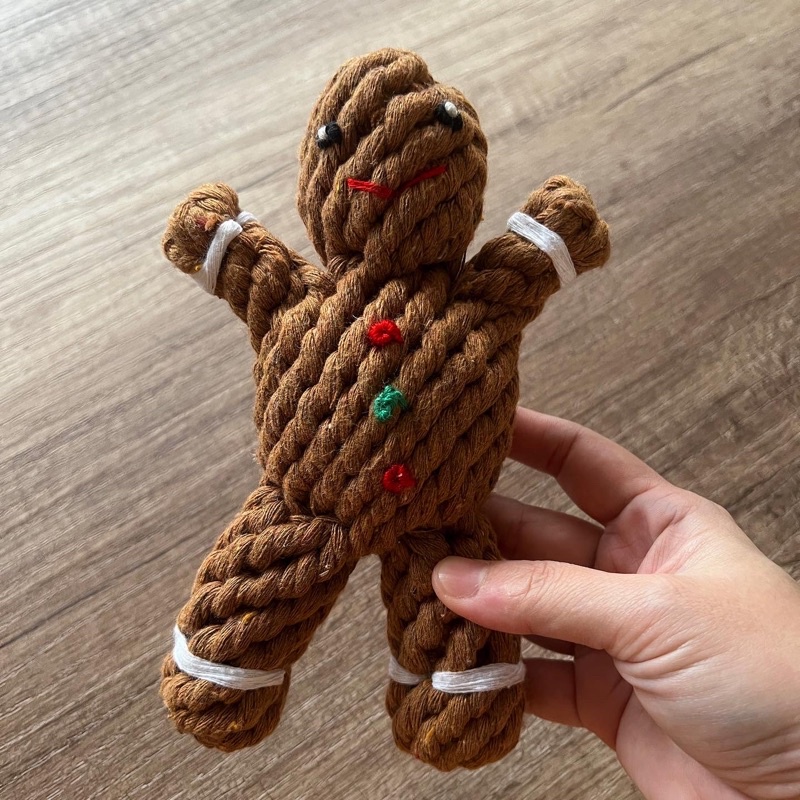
left=2, top=0, right=798, bottom=798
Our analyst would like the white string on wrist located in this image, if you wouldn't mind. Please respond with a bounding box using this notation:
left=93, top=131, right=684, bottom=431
left=192, top=211, right=257, bottom=294
left=507, top=211, right=576, bottom=285
left=172, top=625, right=285, bottom=690
left=388, top=654, right=526, bottom=694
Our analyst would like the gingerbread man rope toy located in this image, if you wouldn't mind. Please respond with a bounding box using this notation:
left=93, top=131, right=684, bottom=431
left=160, top=48, right=610, bottom=770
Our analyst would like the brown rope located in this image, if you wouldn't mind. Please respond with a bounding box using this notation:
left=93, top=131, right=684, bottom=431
left=159, top=48, right=610, bottom=769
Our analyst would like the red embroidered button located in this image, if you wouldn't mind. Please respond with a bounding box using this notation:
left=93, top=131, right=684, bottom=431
left=382, top=464, right=416, bottom=493
left=367, top=319, right=403, bottom=347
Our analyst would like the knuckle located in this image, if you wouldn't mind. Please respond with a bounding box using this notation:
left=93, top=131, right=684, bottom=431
left=543, top=427, right=581, bottom=480
left=641, top=573, right=695, bottom=621
left=644, top=573, right=680, bottom=610
left=504, top=560, right=558, bottom=605
left=499, top=499, right=530, bottom=561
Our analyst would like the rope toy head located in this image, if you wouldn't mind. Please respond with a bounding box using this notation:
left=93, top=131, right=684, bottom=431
left=297, top=48, right=488, bottom=277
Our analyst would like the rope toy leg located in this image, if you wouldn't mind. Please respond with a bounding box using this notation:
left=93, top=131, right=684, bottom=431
left=380, top=512, right=525, bottom=769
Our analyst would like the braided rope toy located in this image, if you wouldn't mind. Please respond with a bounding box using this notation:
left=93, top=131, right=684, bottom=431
left=160, top=48, right=610, bottom=770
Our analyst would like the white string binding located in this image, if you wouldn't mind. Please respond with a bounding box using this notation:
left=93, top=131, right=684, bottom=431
left=388, top=654, right=526, bottom=694
left=192, top=211, right=257, bottom=294
left=172, top=625, right=285, bottom=690
left=507, top=210, right=576, bottom=285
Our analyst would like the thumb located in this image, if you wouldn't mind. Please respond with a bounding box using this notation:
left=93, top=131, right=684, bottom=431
left=432, top=557, right=665, bottom=654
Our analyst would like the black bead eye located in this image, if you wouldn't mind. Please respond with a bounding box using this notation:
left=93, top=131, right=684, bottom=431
left=435, top=101, right=463, bottom=132
left=316, top=122, right=341, bottom=149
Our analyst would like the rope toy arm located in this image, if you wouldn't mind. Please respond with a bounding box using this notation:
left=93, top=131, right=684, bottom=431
left=162, top=182, right=335, bottom=351
left=458, top=175, right=611, bottom=318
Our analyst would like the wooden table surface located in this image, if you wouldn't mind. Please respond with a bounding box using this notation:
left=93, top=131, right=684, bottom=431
left=3, top=1, right=798, bottom=797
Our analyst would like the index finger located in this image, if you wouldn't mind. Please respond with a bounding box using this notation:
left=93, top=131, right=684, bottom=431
left=510, top=407, right=667, bottom=524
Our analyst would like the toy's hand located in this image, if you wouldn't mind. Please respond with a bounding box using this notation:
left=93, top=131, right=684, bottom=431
left=162, top=183, right=333, bottom=350
left=433, top=408, right=800, bottom=800
left=456, top=177, right=610, bottom=318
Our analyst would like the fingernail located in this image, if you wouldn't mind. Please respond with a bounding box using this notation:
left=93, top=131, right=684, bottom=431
left=434, top=557, right=487, bottom=599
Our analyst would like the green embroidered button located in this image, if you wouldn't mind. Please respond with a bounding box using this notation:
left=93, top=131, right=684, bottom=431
left=373, top=385, right=409, bottom=422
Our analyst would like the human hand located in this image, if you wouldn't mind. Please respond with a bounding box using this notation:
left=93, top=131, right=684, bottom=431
left=432, top=408, right=800, bottom=799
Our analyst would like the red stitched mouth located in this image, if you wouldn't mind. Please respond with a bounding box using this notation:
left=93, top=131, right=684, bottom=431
left=346, top=164, right=447, bottom=200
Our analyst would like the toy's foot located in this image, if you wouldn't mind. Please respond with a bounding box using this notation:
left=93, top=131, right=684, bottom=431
left=160, top=652, right=290, bottom=751
left=160, top=484, right=356, bottom=750
left=380, top=512, right=525, bottom=770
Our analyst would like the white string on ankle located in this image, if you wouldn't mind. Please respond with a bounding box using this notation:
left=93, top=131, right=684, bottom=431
left=172, top=625, right=285, bottom=690
left=193, top=211, right=257, bottom=294
left=507, top=211, right=576, bottom=285
left=388, top=654, right=526, bottom=694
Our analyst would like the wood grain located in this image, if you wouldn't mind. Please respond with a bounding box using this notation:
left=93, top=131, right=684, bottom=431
left=2, top=0, right=798, bottom=797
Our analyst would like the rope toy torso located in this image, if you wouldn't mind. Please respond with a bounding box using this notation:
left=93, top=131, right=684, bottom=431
left=159, top=48, right=610, bottom=770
